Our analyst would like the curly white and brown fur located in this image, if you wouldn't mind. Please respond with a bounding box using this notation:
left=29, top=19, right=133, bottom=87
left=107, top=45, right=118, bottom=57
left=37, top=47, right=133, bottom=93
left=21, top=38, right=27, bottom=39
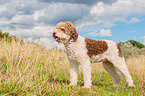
left=53, top=21, right=134, bottom=88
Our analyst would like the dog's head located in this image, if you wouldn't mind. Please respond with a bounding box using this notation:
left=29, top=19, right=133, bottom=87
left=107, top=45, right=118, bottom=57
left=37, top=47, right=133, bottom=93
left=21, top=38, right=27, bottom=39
left=52, top=21, right=78, bottom=44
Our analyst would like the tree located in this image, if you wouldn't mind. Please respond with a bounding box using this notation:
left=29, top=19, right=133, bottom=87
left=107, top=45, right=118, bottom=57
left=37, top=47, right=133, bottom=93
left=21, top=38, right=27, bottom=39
left=0, top=30, right=22, bottom=42
left=0, top=30, right=4, bottom=39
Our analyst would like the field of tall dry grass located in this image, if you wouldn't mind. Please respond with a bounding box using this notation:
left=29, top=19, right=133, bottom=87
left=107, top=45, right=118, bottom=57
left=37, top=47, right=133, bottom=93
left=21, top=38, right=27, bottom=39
left=0, top=39, right=144, bottom=95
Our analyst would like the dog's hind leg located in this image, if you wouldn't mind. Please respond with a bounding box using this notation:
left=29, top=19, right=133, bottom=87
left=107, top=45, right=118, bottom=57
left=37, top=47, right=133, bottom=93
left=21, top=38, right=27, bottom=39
left=110, top=58, right=134, bottom=87
left=103, top=60, right=121, bottom=86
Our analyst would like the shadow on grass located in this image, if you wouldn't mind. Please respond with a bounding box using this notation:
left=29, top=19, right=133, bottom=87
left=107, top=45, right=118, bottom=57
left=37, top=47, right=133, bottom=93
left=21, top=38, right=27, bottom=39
left=48, top=77, right=112, bottom=88
left=48, top=77, right=70, bottom=85
left=92, top=82, right=112, bottom=87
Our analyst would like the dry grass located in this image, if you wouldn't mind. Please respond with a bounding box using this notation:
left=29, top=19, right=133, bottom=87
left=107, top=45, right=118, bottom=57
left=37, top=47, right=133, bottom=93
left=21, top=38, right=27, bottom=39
left=126, top=55, right=145, bottom=80
left=0, top=39, right=70, bottom=95
left=0, top=39, right=144, bottom=95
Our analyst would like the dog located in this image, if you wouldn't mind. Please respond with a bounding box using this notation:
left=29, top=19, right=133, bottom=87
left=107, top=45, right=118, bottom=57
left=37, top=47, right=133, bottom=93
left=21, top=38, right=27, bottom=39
left=52, top=21, right=134, bottom=88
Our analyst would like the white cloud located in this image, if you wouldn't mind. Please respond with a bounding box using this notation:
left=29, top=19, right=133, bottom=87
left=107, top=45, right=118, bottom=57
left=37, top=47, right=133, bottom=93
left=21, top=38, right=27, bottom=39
left=86, top=29, right=112, bottom=37
left=1, top=0, right=145, bottom=30
left=23, top=37, right=64, bottom=49
left=3, top=25, right=55, bottom=39
left=127, top=18, right=141, bottom=24
left=0, top=0, right=145, bottom=48
left=34, top=9, right=45, bottom=21
left=99, top=29, right=112, bottom=36
left=76, top=0, right=145, bottom=28
left=38, top=0, right=117, bottom=5
left=130, top=0, right=145, bottom=14
left=0, top=2, right=16, bottom=19
left=11, top=15, right=35, bottom=28
left=37, top=3, right=90, bottom=25
left=36, top=38, right=65, bottom=49
left=90, top=2, right=105, bottom=16
left=0, top=0, right=10, bottom=5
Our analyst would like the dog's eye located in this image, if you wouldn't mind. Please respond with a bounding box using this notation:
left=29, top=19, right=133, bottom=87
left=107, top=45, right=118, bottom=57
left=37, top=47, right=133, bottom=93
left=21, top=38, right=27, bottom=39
left=60, top=28, right=65, bottom=32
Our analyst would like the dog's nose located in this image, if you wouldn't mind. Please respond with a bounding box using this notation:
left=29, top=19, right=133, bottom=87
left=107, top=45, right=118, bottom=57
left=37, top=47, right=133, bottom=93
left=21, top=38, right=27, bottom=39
left=53, top=32, right=56, bottom=37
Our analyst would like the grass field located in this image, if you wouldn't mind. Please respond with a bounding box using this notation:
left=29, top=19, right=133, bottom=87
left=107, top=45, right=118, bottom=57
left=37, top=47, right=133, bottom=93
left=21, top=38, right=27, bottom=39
left=0, top=40, right=145, bottom=96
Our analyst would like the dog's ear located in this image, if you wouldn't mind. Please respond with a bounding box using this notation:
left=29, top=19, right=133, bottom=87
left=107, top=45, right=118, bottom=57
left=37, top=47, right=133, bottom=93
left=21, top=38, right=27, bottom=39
left=65, top=22, right=78, bottom=42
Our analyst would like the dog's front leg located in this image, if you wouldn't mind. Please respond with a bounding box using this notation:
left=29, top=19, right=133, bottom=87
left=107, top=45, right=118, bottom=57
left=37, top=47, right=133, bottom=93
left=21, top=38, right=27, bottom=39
left=69, top=60, right=79, bottom=86
left=80, top=61, right=92, bottom=88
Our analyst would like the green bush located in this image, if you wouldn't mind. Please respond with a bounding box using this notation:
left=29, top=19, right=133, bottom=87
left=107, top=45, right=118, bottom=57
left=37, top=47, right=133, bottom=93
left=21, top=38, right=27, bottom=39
left=118, top=40, right=145, bottom=58
left=126, top=40, right=145, bottom=49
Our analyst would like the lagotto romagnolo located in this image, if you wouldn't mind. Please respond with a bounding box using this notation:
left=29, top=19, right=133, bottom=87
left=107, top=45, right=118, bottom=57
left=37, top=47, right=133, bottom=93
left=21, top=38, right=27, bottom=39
left=52, top=21, right=135, bottom=88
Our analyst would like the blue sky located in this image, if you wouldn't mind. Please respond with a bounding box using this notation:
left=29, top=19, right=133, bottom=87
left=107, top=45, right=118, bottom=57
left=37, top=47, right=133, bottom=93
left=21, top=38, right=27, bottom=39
left=79, top=16, right=145, bottom=43
left=0, top=0, right=145, bottom=48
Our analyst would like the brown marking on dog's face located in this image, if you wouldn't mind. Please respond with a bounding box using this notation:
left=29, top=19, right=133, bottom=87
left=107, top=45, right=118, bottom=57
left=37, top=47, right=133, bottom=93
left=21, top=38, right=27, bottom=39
left=116, top=44, right=124, bottom=57
left=53, top=21, right=78, bottom=43
left=85, top=38, right=108, bottom=58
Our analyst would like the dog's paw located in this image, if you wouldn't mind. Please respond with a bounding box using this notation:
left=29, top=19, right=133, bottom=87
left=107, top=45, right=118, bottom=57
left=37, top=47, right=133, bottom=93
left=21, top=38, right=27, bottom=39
left=82, top=85, right=91, bottom=88
left=128, top=84, right=135, bottom=87
left=69, top=83, right=77, bottom=86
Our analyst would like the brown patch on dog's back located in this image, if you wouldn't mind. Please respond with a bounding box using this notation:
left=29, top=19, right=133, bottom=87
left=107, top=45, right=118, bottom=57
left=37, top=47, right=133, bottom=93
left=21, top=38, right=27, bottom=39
left=85, top=38, right=108, bottom=57
left=117, top=44, right=124, bottom=57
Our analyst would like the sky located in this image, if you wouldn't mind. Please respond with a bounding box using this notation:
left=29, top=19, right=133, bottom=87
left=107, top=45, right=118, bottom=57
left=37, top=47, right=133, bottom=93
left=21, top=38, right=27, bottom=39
left=0, top=0, right=145, bottom=48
